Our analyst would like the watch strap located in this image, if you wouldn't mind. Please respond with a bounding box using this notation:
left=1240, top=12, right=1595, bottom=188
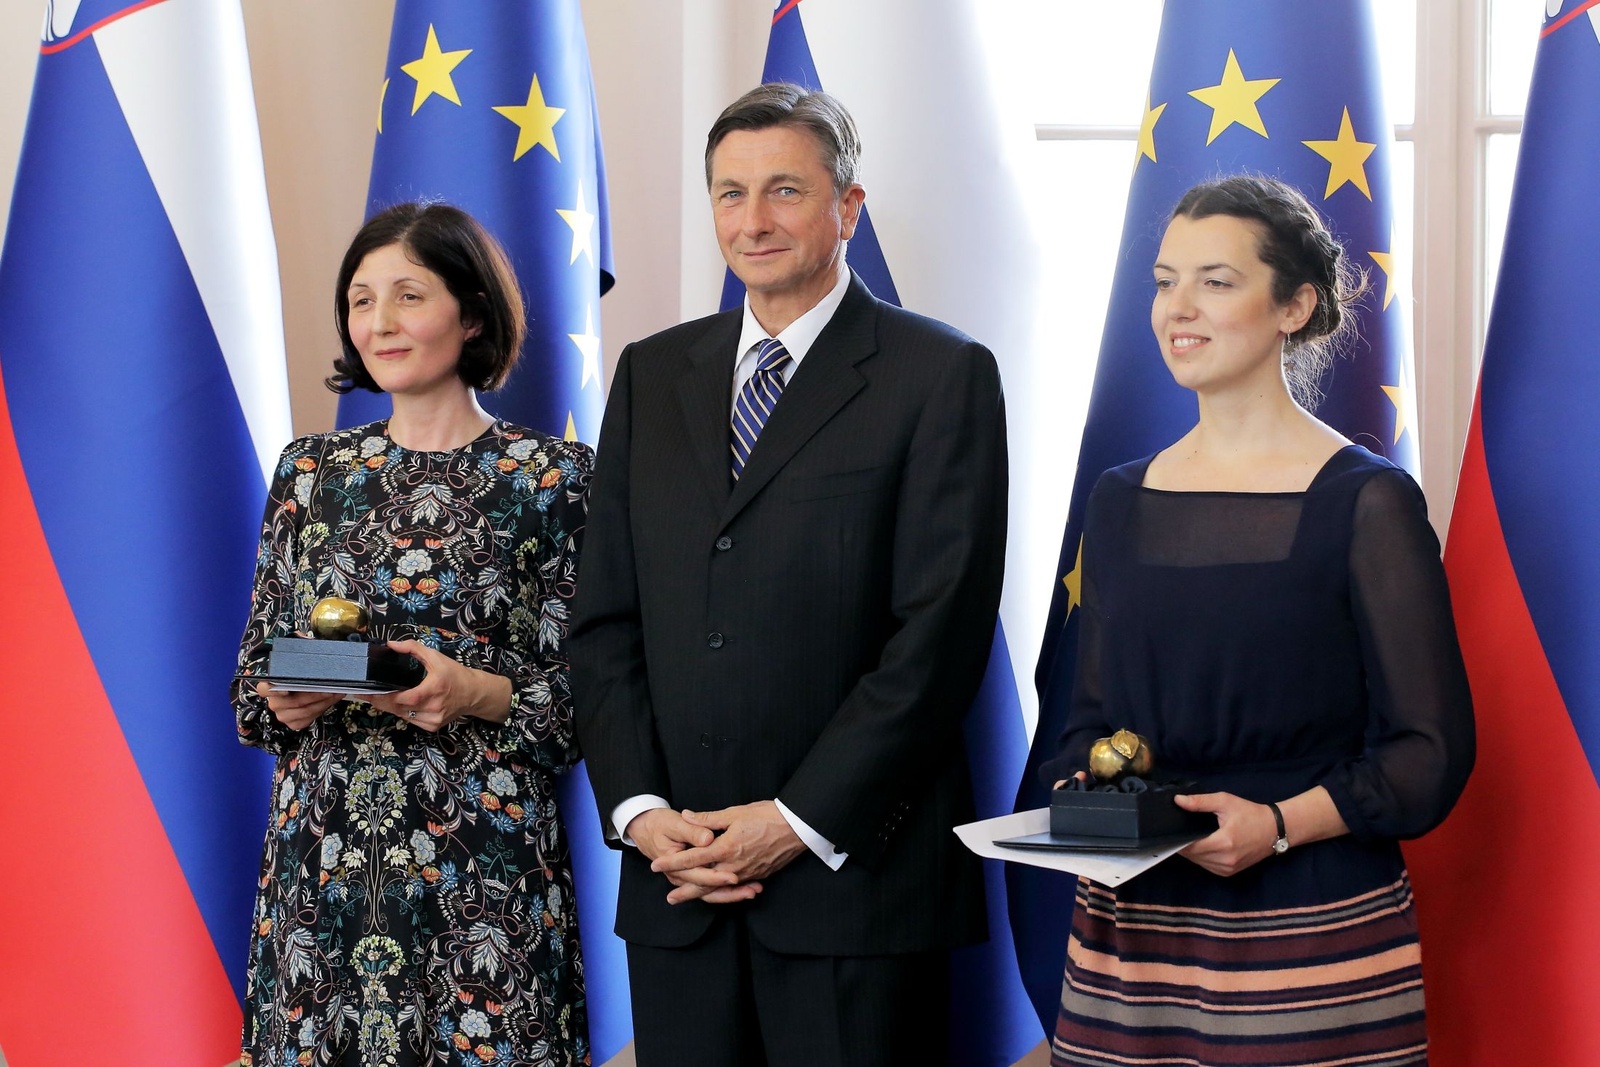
left=1266, top=800, right=1289, bottom=854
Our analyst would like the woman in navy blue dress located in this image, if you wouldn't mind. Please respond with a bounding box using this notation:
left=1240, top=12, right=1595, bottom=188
left=1042, top=176, right=1475, bottom=1067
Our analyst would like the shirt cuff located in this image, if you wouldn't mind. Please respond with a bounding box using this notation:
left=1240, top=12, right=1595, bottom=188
left=775, top=797, right=848, bottom=870
left=612, top=794, right=671, bottom=846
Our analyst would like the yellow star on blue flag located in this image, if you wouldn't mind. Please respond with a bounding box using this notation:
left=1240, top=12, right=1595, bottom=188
left=400, top=25, right=471, bottom=114
left=1189, top=49, right=1279, bottom=144
left=1302, top=107, right=1377, bottom=199
left=493, top=74, right=565, bottom=162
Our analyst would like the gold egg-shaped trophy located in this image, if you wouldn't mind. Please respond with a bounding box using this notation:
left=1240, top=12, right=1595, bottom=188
left=310, top=597, right=370, bottom=641
left=1043, top=726, right=1204, bottom=843
left=260, top=596, right=423, bottom=693
left=1087, top=728, right=1155, bottom=783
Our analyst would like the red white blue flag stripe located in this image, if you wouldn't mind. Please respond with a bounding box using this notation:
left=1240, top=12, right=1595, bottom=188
left=0, top=0, right=290, bottom=1062
left=1405, top=5, right=1600, bottom=1061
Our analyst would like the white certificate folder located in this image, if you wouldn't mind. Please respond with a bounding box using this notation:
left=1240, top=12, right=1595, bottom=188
left=954, top=807, right=1201, bottom=888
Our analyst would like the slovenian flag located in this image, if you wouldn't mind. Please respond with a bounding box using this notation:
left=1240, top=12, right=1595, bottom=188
left=731, top=5, right=1040, bottom=1063
left=0, top=0, right=290, bottom=1062
left=1404, top=5, right=1600, bottom=1061
left=1012, top=0, right=1418, bottom=1032
left=338, top=2, right=628, bottom=1059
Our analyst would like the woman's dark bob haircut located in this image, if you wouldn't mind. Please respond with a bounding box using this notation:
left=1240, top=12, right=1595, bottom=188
left=326, top=201, right=526, bottom=395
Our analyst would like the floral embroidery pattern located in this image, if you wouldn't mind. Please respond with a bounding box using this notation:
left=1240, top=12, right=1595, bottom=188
left=233, top=421, right=592, bottom=1066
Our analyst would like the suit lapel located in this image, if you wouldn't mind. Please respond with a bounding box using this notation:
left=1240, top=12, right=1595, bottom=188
left=677, top=311, right=741, bottom=509
left=723, top=276, right=878, bottom=524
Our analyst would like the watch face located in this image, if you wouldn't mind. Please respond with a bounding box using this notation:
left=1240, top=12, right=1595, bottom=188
left=1273, top=838, right=1290, bottom=855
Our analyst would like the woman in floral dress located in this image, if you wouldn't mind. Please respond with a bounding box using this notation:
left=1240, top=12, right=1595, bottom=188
left=232, top=202, right=592, bottom=1066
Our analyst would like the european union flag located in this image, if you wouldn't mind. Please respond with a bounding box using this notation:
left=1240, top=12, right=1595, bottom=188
left=335, top=3, right=627, bottom=1059
left=1012, top=0, right=1417, bottom=1031
left=1405, top=6, right=1600, bottom=1062
left=0, top=0, right=289, bottom=1059
left=736, top=5, right=1038, bottom=1064
left=339, top=1, right=615, bottom=444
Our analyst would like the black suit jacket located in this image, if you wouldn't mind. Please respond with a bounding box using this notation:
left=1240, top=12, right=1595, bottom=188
left=569, top=274, right=1006, bottom=956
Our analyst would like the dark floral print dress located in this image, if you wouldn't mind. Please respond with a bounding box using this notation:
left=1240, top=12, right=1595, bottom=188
left=232, top=420, right=592, bottom=1067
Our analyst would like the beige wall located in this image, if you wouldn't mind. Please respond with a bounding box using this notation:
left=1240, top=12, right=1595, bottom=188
left=0, top=3, right=37, bottom=245
left=239, top=0, right=390, bottom=434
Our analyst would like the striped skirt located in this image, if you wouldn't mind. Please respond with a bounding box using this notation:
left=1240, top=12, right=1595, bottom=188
left=1051, top=872, right=1428, bottom=1067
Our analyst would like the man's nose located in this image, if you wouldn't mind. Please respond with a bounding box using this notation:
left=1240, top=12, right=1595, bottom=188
left=739, top=196, right=773, bottom=236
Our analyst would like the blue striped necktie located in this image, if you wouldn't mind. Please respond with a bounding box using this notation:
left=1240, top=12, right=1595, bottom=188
left=730, top=337, right=792, bottom=480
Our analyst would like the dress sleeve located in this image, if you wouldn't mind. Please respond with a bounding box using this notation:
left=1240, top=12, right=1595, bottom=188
left=479, top=440, right=593, bottom=771
left=1320, top=469, right=1476, bottom=840
left=231, top=436, right=319, bottom=755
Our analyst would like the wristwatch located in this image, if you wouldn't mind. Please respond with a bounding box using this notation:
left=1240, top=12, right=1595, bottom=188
left=1266, top=801, right=1290, bottom=855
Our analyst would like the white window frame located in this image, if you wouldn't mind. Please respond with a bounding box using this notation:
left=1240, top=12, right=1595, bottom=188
left=1413, top=0, right=1524, bottom=534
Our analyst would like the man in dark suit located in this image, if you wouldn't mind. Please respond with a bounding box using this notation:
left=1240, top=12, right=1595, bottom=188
left=569, top=83, right=1007, bottom=1066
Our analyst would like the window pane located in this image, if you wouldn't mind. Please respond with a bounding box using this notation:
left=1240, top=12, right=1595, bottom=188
left=1008, top=0, right=1164, bottom=125
left=1489, top=0, right=1543, bottom=115
left=1373, top=0, right=1417, bottom=125
left=1483, top=133, right=1520, bottom=331
left=1388, top=140, right=1415, bottom=316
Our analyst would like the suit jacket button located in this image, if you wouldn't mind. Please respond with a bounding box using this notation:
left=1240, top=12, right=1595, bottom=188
left=707, top=632, right=725, bottom=649
left=715, top=536, right=733, bottom=551
left=700, top=732, right=713, bottom=748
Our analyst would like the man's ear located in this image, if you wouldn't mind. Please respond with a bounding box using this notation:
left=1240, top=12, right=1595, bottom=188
left=839, top=184, right=866, bottom=241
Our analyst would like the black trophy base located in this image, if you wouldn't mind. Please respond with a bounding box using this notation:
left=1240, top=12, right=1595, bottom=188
left=263, top=636, right=425, bottom=692
left=1050, top=781, right=1215, bottom=841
